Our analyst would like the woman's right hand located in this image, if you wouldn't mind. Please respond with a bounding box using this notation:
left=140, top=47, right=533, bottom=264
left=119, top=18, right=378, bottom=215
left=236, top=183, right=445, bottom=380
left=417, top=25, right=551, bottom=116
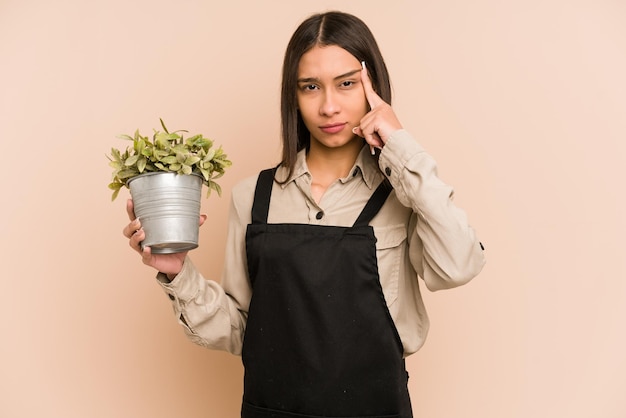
left=123, top=199, right=205, bottom=279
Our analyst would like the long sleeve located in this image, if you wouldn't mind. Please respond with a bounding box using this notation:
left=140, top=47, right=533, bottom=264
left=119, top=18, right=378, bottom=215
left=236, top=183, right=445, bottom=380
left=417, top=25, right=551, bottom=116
left=378, top=129, right=486, bottom=291
left=154, top=177, right=257, bottom=355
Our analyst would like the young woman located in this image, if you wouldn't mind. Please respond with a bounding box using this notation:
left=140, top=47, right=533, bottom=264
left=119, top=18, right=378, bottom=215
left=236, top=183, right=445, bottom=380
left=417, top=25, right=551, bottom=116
left=123, top=11, right=485, bottom=418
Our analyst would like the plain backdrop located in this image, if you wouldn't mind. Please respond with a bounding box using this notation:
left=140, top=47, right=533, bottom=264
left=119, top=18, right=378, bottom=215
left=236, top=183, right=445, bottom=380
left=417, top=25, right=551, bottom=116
left=1, top=0, right=625, bottom=417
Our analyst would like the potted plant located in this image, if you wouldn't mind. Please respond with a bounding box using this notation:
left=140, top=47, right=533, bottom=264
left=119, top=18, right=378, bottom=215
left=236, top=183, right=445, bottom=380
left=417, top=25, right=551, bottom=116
left=107, top=119, right=232, bottom=254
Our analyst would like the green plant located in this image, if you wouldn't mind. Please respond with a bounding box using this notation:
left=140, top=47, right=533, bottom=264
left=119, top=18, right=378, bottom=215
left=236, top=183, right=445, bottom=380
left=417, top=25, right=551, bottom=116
left=107, top=119, right=232, bottom=201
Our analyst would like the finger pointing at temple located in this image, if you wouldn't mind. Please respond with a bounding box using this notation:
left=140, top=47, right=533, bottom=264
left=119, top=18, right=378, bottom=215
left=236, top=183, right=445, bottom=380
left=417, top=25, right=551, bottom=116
left=354, top=61, right=403, bottom=148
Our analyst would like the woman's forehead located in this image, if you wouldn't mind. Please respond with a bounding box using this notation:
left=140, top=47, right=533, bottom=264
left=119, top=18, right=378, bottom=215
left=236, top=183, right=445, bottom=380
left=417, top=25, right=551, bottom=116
left=297, top=45, right=360, bottom=78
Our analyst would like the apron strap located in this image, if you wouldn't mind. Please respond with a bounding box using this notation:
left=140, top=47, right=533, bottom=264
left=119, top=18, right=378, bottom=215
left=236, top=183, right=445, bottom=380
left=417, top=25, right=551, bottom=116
left=352, top=178, right=393, bottom=227
left=252, top=168, right=393, bottom=227
left=251, top=168, right=276, bottom=224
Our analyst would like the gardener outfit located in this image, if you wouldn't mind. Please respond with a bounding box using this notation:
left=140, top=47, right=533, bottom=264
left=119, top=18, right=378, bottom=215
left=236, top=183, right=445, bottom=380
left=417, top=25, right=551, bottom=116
left=156, top=131, right=485, bottom=415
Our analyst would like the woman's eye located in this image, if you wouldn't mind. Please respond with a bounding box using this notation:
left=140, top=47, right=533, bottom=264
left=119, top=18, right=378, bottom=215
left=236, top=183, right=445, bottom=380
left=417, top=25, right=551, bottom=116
left=340, top=80, right=355, bottom=88
left=302, top=84, right=318, bottom=91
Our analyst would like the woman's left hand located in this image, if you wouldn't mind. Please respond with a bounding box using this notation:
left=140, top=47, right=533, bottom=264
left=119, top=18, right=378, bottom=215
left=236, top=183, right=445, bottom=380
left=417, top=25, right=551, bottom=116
left=352, top=62, right=403, bottom=151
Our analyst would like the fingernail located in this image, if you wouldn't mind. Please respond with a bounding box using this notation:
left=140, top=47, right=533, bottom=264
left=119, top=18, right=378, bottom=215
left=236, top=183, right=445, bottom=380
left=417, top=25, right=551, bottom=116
left=352, top=127, right=358, bottom=134
left=361, top=61, right=366, bottom=70
left=370, top=145, right=375, bottom=155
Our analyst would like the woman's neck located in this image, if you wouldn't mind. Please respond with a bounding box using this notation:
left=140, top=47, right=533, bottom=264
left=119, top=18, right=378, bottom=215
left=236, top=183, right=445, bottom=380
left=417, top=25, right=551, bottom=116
left=306, top=139, right=363, bottom=203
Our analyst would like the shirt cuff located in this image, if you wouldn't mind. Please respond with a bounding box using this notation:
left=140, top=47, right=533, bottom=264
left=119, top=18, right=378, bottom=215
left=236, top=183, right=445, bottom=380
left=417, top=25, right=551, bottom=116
left=379, top=129, right=426, bottom=182
left=155, top=257, right=201, bottom=303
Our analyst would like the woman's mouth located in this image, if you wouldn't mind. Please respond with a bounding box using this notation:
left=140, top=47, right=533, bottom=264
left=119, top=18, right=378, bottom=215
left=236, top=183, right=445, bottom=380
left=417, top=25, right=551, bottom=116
left=319, top=122, right=347, bottom=134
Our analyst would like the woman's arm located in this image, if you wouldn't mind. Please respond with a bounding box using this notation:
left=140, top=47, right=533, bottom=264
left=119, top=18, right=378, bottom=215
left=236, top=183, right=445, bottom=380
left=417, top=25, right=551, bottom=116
left=379, top=130, right=486, bottom=291
left=152, top=178, right=256, bottom=355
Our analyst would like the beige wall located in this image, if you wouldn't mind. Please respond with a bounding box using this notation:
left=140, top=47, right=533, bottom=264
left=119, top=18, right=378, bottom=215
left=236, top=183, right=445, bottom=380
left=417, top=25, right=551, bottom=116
left=1, top=0, right=625, bottom=417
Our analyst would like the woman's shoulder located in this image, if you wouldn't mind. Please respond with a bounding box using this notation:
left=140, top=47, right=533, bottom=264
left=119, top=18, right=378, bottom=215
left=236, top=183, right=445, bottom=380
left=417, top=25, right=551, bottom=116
left=232, top=165, right=286, bottom=197
left=230, top=165, right=280, bottom=202
left=231, top=172, right=259, bottom=205
left=225, top=173, right=258, bottom=223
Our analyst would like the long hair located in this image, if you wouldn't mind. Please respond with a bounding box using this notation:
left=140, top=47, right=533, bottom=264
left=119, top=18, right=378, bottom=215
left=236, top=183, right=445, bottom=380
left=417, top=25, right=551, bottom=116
left=279, top=11, right=392, bottom=180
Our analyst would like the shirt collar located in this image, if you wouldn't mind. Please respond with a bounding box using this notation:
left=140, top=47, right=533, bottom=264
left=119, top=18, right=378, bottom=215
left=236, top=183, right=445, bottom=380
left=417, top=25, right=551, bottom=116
left=276, top=144, right=380, bottom=189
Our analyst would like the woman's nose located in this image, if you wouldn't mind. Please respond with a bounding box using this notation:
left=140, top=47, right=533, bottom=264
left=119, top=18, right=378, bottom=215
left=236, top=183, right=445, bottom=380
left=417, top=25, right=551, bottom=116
left=319, top=91, right=340, bottom=116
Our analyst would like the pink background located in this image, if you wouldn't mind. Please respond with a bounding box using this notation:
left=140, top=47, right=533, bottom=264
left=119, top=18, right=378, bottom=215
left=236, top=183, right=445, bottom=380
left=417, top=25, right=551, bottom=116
left=2, top=0, right=625, bottom=417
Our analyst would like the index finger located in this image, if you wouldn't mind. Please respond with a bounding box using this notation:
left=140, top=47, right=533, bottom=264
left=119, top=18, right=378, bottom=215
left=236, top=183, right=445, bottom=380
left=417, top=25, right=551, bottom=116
left=126, top=199, right=136, bottom=221
left=360, top=61, right=384, bottom=109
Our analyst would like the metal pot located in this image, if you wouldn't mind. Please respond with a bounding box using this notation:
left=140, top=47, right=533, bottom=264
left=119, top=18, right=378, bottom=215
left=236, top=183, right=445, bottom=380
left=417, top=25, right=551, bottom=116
left=128, top=172, right=202, bottom=254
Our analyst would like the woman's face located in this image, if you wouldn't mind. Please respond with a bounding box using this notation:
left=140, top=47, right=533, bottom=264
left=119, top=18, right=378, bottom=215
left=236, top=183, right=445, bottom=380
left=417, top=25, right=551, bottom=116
left=296, top=45, right=369, bottom=151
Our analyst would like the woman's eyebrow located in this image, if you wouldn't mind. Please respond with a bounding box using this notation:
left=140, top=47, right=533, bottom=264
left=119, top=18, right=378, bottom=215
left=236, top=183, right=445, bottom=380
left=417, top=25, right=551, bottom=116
left=334, top=69, right=361, bottom=80
left=297, top=69, right=362, bottom=83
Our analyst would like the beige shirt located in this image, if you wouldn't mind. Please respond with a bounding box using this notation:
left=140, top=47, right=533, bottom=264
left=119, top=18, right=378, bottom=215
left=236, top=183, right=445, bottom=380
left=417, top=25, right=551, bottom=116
left=157, top=130, right=485, bottom=357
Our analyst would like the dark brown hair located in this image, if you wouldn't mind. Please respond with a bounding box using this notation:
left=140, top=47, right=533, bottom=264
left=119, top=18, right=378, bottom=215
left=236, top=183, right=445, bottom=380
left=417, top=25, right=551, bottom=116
left=279, top=11, right=392, bottom=180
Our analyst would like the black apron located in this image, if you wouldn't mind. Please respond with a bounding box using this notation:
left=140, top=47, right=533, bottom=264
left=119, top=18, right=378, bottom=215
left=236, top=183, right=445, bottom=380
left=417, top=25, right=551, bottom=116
left=242, top=168, right=412, bottom=418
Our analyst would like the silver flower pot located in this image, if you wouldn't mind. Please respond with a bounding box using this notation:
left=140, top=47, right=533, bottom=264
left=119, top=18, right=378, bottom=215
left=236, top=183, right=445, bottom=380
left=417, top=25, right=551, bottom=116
left=128, top=172, right=202, bottom=254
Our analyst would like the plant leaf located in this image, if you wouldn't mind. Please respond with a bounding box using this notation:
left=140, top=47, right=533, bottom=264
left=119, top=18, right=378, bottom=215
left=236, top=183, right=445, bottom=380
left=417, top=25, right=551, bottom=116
left=108, top=182, right=123, bottom=191
left=108, top=160, right=122, bottom=170
left=137, top=157, right=147, bottom=173
left=116, top=168, right=138, bottom=179
left=124, top=154, right=139, bottom=166
left=209, top=181, right=222, bottom=196
left=159, top=118, right=169, bottom=133
left=161, top=156, right=177, bottom=165
left=184, top=155, right=201, bottom=166
left=203, top=149, right=216, bottom=161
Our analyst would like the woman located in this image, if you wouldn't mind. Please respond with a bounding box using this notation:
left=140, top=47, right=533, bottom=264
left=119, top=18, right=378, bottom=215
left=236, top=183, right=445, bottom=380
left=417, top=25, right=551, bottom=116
left=124, top=11, right=485, bottom=418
